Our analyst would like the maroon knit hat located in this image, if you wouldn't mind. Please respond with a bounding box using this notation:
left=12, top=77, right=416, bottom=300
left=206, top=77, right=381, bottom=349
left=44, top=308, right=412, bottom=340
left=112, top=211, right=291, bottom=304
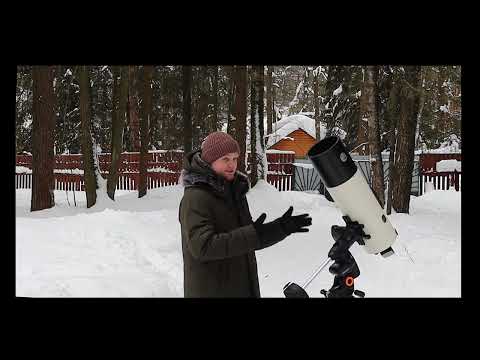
left=201, top=131, right=240, bottom=164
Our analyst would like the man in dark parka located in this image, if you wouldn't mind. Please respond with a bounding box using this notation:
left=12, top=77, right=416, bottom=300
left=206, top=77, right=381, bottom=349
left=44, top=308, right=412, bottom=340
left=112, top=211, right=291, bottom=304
left=179, top=132, right=312, bottom=298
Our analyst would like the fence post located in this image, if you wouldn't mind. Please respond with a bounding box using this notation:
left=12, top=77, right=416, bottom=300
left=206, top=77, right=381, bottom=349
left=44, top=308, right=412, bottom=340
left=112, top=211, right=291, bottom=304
left=421, top=173, right=424, bottom=195
left=291, top=164, right=296, bottom=191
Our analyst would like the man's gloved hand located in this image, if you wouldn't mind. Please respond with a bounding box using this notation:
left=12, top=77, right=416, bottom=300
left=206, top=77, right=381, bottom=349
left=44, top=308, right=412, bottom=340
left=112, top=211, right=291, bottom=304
left=253, top=206, right=312, bottom=250
left=278, top=206, right=312, bottom=235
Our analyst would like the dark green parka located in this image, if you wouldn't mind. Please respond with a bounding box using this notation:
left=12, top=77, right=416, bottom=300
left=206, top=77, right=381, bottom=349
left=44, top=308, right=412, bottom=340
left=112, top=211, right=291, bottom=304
left=179, top=150, right=262, bottom=298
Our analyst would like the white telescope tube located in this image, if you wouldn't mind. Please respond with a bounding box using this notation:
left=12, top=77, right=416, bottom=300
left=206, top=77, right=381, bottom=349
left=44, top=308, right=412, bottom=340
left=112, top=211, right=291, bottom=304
left=327, top=168, right=397, bottom=255
left=308, top=136, right=397, bottom=257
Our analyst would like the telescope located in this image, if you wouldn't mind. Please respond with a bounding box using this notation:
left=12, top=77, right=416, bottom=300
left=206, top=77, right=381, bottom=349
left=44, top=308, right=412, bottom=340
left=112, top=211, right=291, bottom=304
left=283, top=136, right=398, bottom=298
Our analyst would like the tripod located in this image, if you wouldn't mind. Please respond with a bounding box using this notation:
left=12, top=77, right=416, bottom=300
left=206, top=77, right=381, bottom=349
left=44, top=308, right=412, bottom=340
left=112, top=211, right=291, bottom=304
left=283, top=216, right=369, bottom=298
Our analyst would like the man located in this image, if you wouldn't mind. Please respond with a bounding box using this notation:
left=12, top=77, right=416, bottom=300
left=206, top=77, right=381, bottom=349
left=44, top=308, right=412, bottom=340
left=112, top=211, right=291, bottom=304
left=178, top=131, right=312, bottom=298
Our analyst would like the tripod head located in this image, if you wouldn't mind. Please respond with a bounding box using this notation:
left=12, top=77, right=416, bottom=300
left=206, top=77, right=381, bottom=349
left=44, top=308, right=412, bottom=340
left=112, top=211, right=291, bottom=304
left=321, top=216, right=369, bottom=297
left=283, top=216, right=369, bottom=298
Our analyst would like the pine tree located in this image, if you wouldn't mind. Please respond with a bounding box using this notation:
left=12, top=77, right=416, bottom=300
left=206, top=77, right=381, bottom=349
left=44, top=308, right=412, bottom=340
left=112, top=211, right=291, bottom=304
left=324, top=66, right=362, bottom=150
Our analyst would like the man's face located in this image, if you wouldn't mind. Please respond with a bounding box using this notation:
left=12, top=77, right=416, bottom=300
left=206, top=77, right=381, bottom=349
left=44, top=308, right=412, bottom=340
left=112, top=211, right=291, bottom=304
left=211, top=152, right=239, bottom=181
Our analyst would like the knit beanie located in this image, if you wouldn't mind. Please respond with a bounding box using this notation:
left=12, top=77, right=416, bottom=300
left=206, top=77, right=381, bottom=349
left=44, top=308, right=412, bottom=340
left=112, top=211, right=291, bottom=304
left=201, top=131, right=241, bottom=164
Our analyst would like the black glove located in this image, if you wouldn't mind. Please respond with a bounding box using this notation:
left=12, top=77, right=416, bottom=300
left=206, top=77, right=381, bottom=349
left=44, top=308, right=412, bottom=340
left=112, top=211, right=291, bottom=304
left=278, top=206, right=312, bottom=236
left=253, top=206, right=312, bottom=250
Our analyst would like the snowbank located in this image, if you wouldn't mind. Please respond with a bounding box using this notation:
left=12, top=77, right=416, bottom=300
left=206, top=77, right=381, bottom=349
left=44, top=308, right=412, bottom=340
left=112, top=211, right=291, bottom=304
left=16, top=182, right=461, bottom=298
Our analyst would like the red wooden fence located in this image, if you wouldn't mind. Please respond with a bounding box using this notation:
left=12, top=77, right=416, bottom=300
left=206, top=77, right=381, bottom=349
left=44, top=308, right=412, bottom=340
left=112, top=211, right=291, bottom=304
left=247, top=152, right=294, bottom=191
left=18, top=152, right=184, bottom=173
left=16, top=151, right=295, bottom=191
left=420, top=171, right=461, bottom=193
left=418, top=153, right=462, bottom=193
left=419, top=153, right=461, bottom=173
left=15, top=172, right=181, bottom=191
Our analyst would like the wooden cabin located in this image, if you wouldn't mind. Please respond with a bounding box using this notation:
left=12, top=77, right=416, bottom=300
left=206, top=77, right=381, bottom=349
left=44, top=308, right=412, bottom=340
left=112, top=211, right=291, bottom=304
left=268, top=128, right=317, bottom=159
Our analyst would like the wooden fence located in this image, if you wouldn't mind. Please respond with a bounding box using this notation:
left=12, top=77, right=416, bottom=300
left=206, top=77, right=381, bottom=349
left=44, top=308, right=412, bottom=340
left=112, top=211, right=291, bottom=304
left=419, top=153, right=461, bottom=173
left=17, top=151, right=462, bottom=194
left=16, top=150, right=296, bottom=191
left=420, top=171, right=462, bottom=193
left=418, top=153, right=462, bottom=194
left=15, top=172, right=181, bottom=191
left=247, top=151, right=295, bottom=191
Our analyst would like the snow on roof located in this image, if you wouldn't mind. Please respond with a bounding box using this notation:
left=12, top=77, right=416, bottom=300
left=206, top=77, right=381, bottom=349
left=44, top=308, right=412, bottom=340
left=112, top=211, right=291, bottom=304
left=421, top=145, right=461, bottom=154
left=382, top=134, right=461, bottom=155
left=420, top=134, right=461, bottom=154
left=267, top=114, right=326, bottom=148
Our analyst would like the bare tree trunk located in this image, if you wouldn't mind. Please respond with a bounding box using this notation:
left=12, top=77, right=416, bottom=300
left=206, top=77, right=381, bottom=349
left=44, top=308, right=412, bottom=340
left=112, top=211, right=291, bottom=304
left=90, top=67, right=100, bottom=150
left=107, top=66, right=119, bottom=193
left=149, top=69, right=158, bottom=149
left=364, top=66, right=385, bottom=207
left=102, top=68, right=110, bottom=152
left=249, top=67, right=257, bottom=186
left=314, top=67, right=320, bottom=140
left=31, top=66, right=55, bottom=211
left=139, top=66, right=153, bottom=198
left=324, top=66, right=336, bottom=135
left=183, top=66, right=192, bottom=153
left=266, top=66, right=273, bottom=136
left=54, top=65, right=68, bottom=155
left=212, top=65, right=219, bottom=133
left=356, top=68, right=369, bottom=155
left=127, top=66, right=140, bottom=151
left=79, top=66, right=97, bottom=208
left=272, top=70, right=277, bottom=122
left=250, top=65, right=266, bottom=185
left=415, top=67, right=425, bottom=149
left=226, top=66, right=235, bottom=137
left=107, top=66, right=128, bottom=200
left=392, top=66, right=421, bottom=213
left=302, top=66, right=309, bottom=112
left=386, top=71, right=399, bottom=216
left=438, top=66, right=448, bottom=140
left=231, top=65, right=247, bottom=174
left=195, top=66, right=209, bottom=146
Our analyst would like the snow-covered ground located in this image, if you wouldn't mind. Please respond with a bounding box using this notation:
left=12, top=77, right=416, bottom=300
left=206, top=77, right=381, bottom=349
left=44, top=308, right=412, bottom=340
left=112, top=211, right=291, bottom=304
left=16, top=181, right=461, bottom=298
